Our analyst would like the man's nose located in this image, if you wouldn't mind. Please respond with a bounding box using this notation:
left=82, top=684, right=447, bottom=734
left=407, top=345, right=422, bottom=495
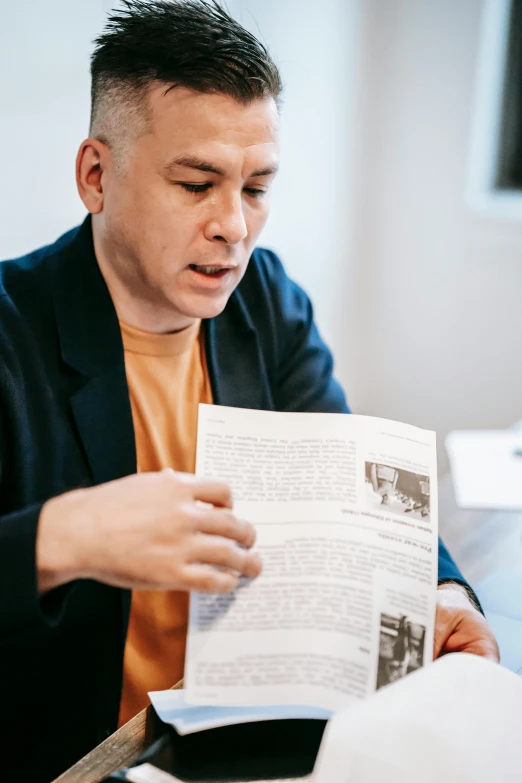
left=205, top=193, right=248, bottom=245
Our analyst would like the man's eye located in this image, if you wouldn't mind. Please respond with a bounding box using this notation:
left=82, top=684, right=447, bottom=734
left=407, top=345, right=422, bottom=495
left=244, top=188, right=266, bottom=198
left=178, top=183, right=266, bottom=197
left=180, top=183, right=211, bottom=193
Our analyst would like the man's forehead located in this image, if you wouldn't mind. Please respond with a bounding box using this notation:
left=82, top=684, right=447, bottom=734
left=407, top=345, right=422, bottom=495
left=148, top=84, right=280, bottom=148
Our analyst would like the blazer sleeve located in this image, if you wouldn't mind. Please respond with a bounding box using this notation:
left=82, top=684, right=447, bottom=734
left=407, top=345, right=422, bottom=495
left=254, top=249, right=477, bottom=598
left=0, top=501, right=73, bottom=644
left=0, top=335, right=73, bottom=644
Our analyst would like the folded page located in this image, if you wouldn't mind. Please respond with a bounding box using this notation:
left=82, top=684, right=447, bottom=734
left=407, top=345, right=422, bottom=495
left=148, top=688, right=331, bottom=735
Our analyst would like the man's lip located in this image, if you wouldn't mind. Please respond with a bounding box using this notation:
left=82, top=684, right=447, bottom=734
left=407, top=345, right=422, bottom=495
left=188, top=264, right=236, bottom=270
left=186, top=264, right=234, bottom=290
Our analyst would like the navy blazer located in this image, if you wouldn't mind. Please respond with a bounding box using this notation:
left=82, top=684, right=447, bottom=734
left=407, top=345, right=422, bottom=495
left=0, top=216, right=465, bottom=781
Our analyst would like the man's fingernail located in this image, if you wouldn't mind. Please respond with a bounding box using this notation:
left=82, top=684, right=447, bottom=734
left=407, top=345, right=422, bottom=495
left=240, top=521, right=255, bottom=547
left=248, top=554, right=262, bottom=576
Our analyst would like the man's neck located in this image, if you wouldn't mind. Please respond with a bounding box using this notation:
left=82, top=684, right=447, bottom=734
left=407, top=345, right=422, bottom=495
left=92, top=224, right=196, bottom=335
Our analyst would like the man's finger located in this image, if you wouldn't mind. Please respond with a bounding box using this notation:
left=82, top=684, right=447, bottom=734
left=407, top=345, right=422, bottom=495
left=191, top=535, right=262, bottom=578
left=196, top=509, right=256, bottom=548
left=180, top=564, right=239, bottom=594
left=172, top=472, right=233, bottom=508
left=193, top=479, right=233, bottom=508
left=433, top=612, right=457, bottom=658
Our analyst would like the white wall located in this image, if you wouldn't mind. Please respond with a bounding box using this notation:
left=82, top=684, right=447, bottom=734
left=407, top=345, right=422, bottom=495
left=0, top=0, right=105, bottom=256
left=224, top=0, right=363, bottom=403
left=354, top=0, right=522, bottom=470
left=0, top=0, right=362, bottom=404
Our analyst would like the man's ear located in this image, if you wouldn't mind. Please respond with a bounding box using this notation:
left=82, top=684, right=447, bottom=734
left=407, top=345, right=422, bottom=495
left=76, top=138, right=110, bottom=214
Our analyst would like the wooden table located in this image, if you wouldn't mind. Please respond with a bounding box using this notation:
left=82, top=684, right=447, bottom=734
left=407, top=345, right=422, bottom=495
left=53, top=685, right=178, bottom=783
left=54, top=474, right=522, bottom=783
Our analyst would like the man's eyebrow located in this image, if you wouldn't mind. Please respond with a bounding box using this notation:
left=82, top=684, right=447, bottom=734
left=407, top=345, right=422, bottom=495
left=164, top=156, right=279, bottom=178
left=250, top=165, right=279, bottom=177
left=165, top=155, right=224, bottom=176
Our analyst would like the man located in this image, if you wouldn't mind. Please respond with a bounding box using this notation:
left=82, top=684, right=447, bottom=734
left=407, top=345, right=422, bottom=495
left=0, top=1, right=498, bottom=780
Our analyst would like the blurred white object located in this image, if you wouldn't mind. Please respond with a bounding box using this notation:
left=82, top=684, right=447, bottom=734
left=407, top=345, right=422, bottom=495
left=475, top=568, right=522, bottom=674
left=446, top=429, right=522, bottom=509
left=314, top=653, right=522, bottom=783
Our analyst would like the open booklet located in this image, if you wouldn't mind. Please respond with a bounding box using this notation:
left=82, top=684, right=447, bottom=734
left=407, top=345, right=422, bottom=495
left=151, top=404, right=439, bottom=731
left=181, top=404, right=439, bottom=716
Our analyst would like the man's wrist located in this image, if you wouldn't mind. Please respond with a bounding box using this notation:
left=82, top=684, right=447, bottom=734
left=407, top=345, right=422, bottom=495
left=438, top=579, right=483, bottom=615
left=36, top=489, right=88, bottom=594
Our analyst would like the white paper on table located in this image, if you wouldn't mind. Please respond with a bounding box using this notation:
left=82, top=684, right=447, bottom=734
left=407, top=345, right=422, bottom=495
left=148, top=688, right=331, bottom=735
left=446, top=429, right=522, bottom=509
left=313, top=652, right=522, bottom=783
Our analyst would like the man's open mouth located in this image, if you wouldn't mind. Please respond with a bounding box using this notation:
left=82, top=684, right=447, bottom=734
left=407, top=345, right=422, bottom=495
left=189, top=264, right=230, bottom=277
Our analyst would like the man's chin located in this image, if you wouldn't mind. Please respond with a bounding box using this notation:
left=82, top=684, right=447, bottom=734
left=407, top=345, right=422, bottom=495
left=177, top=292, right=232, bottom=322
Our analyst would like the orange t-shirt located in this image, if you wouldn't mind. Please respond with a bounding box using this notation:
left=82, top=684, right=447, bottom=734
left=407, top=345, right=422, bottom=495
left=118, top=319, right=213, bottom=726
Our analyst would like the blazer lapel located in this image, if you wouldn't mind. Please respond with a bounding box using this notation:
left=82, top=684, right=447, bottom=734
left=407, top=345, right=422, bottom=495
left=205, top=288, right=275, bottom=411
left=52, top=215, right=137, bottom=485
left=70, top=369, right=137, bottom=485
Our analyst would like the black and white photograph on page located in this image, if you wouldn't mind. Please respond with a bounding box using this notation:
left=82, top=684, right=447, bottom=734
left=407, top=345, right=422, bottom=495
left=364, top=462, right=431, bottom=522
left=376, top=612, right=426, bottom=689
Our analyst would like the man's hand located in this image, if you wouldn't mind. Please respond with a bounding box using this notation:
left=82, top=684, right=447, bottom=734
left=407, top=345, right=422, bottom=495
left=434, top=582, right=499, bottom=662
left=36, top=468, right=261, bottom=596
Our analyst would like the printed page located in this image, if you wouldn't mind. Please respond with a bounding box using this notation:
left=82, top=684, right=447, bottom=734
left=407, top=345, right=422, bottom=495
left=185, top=405, right=437, bottom=712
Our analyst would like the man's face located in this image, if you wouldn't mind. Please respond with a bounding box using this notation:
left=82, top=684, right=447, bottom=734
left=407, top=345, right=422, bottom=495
left=97, top=86, right=279, bottom=327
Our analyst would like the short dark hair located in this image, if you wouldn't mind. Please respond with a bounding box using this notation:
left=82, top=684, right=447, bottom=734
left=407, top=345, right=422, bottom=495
left=90, top=0, right=282, bottom=148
